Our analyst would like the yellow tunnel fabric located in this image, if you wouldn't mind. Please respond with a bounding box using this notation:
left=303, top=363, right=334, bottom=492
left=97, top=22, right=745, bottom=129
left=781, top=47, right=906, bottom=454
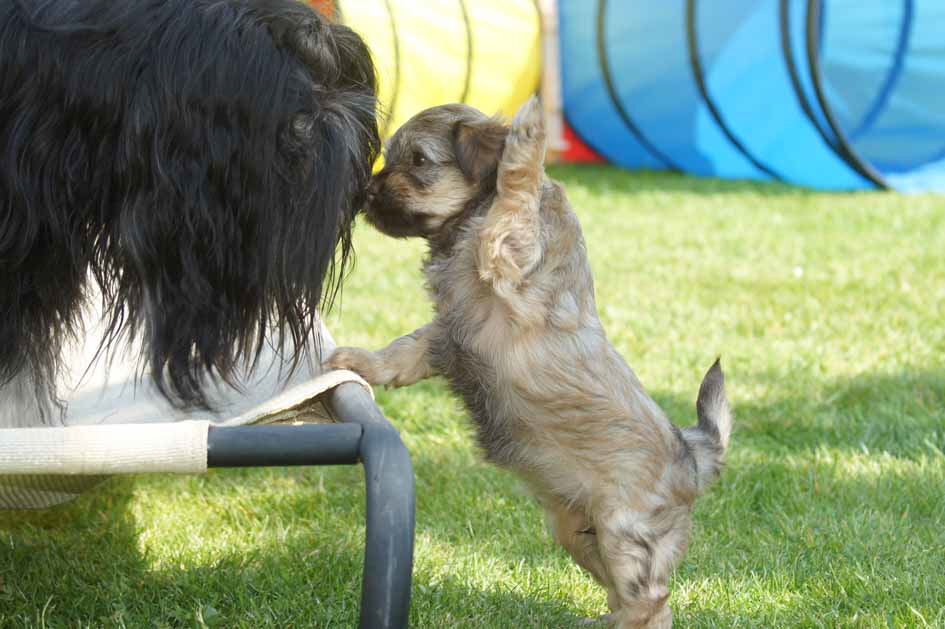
left=335, top=0, right=541, bottom=140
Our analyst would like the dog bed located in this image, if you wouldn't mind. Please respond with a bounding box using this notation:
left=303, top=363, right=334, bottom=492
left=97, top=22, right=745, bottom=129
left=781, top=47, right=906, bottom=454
left=0, top=309, right=415, bottom=628
left=0, top=300, right=370, bottom=508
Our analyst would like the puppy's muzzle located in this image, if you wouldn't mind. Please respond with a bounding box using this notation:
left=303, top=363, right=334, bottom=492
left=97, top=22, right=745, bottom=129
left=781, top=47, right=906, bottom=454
left=362, top=172, right=396, bottom=226
left=364, top=172, right=386, bottom=209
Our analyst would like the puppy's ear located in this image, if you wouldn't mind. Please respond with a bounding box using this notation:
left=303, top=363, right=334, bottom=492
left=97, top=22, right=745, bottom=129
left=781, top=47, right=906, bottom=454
left=451, top=119, right=508, bottom=182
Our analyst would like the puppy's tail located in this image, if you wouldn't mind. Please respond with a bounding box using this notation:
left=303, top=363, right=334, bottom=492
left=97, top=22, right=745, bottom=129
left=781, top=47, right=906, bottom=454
left=680, top=358, right=732, bottom=491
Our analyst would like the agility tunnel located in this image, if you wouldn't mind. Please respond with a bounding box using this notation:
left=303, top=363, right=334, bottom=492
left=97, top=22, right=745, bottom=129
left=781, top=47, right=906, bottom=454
left=560, top=1, right=945, bottom=191
left=326, top=0, right=541, bottom=140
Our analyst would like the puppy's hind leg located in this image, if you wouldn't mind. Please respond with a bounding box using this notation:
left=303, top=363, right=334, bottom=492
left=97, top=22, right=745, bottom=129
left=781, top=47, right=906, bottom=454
left=545, top=499, right=611, bottom=586
left=477, top=97, right=546, bottom=302
left=542, top=499, right=620, bottom=621
left=325, top=324, right=437, bottom=387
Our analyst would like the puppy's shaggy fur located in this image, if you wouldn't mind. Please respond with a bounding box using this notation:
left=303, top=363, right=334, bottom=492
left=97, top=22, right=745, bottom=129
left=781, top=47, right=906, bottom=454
left=328, top=99, right=732, bottom=628
left=0, top=0, right=379, bottom=424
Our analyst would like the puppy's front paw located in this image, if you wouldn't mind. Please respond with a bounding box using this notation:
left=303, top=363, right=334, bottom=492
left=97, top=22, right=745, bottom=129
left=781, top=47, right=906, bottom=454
left=325, top=347, right=380, bottom=383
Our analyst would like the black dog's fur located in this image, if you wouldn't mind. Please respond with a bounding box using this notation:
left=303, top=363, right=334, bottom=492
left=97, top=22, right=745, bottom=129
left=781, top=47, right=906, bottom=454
left=0, top=0, right=379, bottom=419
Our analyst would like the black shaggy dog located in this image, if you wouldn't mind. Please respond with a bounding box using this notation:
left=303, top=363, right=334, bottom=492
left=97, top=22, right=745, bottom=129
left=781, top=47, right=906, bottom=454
left=0, top=0, right=380, bottom=423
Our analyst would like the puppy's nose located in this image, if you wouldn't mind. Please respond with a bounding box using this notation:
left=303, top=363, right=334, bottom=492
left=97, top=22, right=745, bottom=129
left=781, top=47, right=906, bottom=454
left=366, top=175, right=383, bottom=205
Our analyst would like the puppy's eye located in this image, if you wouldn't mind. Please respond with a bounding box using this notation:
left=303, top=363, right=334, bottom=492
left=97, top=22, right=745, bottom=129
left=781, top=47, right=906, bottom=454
left=412, top=151, right=427, bottom=167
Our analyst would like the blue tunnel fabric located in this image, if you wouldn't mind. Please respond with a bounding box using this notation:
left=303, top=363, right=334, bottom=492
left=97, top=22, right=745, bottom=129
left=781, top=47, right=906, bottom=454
left=558, top=0, right=663, bottom=171
left=560, top=0, right=945, bottom=191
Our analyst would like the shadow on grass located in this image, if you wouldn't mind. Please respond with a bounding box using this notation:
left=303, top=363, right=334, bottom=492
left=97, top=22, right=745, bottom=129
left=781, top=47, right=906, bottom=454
left=0, top=469, right=367, bottom=627
left=0, top=464, right=586, bottom=628
left=651, top=366, right=945, bottom=460
left=0, top=478, right=150, bottom=626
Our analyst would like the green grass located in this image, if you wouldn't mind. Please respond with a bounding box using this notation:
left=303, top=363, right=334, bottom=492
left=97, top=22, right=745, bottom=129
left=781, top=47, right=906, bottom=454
left=3, top=166, right=945, bottom=628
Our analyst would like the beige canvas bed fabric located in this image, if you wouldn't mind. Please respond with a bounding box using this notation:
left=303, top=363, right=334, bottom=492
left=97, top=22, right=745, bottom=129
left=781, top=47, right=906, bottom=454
left=0, top=421, right=211, bottom=476
left=0, top=303, right=372, bottom=509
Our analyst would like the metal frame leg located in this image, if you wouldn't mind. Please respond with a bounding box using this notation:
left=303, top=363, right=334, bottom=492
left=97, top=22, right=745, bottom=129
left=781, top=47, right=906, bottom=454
left=205, top=382, right=415, bottom=629
left=329, top=383, right=415, bottom=629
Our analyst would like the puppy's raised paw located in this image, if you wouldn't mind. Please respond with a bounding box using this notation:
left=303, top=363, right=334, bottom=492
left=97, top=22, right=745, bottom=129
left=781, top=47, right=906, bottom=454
left=500, top=96, right=546, bottom=179
left=510, top=96, right=545, bottom=144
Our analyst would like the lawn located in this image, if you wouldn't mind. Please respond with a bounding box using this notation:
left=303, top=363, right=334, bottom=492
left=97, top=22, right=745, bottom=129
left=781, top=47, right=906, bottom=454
left=2, top=166, right=944, bottom=628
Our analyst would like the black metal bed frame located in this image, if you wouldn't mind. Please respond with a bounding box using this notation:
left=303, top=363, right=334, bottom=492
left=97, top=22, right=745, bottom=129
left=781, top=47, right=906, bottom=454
left=206, top=382, right=415, bottom=629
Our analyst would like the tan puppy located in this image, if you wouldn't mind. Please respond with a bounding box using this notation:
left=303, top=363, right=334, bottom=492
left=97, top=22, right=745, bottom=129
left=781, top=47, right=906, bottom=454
left=327, top=98, right=732, bottom=628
